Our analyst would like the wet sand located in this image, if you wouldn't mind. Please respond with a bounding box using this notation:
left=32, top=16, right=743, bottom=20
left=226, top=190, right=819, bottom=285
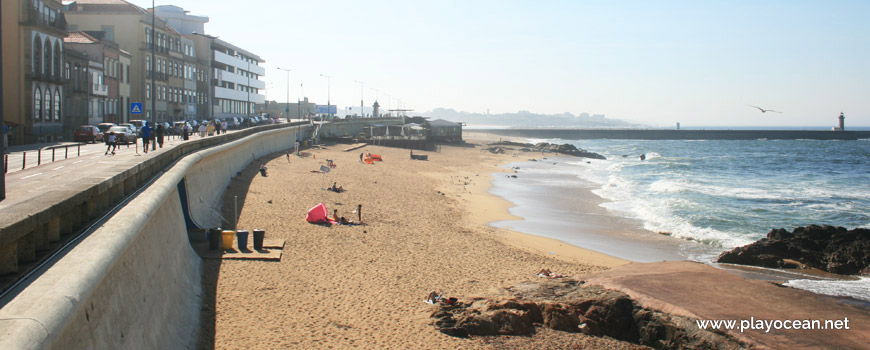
left=200, top=138, right=636, bottom=349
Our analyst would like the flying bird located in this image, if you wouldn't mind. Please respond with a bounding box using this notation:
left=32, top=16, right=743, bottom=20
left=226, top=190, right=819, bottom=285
left=749, top=105, right=782, bottom=113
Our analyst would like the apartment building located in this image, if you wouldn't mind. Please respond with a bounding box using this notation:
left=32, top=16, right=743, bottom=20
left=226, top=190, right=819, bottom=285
left=64, top=0, right=184, bottom=123
left=61, top=48, right=89, bottom=140
left=64, top=31, right=131, bottom=125
left=1, top=0, right=67, bottom=144
left=155, top=5, right=265, bottom=120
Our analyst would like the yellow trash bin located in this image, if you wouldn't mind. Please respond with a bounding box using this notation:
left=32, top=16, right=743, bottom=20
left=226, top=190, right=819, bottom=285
left=222, top=230, right=235, bottom=250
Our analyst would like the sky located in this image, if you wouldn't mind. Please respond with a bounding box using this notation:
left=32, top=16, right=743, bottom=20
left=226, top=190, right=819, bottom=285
left=130, top=0, right=869, bottom=127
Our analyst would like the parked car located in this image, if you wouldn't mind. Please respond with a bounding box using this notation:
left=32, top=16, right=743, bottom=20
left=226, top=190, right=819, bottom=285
left=118, top=123, right=139, bottom=136
left=73, top=125, right=103, bottom=143
left=96, top=122, right=117, bottom=135
left=105, top=126, right=137, bottom=145
left=128, top=119, right=147, bottom=134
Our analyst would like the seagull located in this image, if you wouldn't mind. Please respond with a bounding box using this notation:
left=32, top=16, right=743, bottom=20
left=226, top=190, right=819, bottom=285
left=749, top=105, right=782, bottom=113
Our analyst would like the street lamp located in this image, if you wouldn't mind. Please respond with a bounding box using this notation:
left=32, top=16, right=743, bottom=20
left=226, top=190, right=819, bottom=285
left=383, top=93, right=391, bottom=117
left=320, top=74, right=332, bottom=119
left=277, top=67, right=290, bottom=120
left=354, top=80, right=364, bottom=118
left=150, top=0, right=156, bottom=151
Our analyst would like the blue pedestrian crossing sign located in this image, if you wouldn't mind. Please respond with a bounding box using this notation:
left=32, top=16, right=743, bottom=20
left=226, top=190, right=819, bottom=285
left=131, top=103, right=143, bottom=114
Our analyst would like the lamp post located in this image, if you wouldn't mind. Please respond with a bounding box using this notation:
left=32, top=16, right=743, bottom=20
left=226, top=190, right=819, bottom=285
left=354, top=80, right=364, bottom=118
left=150, top=0, right=156, bottom=151
left=320, top=74, right=332, bottom=119
left=277, top=67, right=290, bottom=120
left=383, top=93, right=390, bottom=117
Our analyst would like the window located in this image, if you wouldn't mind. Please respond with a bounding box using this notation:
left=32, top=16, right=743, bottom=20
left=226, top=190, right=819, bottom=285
left=54, top=90, right=61, bottom=120
left=33, top=36, right=42, bottom=76
left=146, top=83, right=151, bottom=99
left=101, top=25, right=114, bottom=41
left=44, top=39, right=52, bottom=78
left=53, top=42, right=61, bottom=79
left=64, top=62, right=70, bottom=80
left=34, top=87, right=42, bottom=120
left=45, top=88, right=52, bottom=122
left=73, top=65, right=79, bottom=89
left=145, top=28, right=151, bottom=44
left=118, top=63, right=123, bottom=81
left=146, top=55, right=151, bottom=73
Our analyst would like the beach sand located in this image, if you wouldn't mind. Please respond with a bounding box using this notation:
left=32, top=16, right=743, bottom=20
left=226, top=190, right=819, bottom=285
left=198, top=137, right=639, bottom=349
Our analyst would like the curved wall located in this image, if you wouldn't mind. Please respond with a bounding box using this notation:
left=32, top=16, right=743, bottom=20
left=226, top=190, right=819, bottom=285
left=0, top=125, right=309, bottom=350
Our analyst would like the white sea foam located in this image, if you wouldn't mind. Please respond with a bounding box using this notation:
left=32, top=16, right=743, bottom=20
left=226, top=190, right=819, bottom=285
left=784, top=278, right=870, bottom=303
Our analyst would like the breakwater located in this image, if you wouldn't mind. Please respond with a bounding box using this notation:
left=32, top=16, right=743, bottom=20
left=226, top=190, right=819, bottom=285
left=475, top=129, right=870, bottom=140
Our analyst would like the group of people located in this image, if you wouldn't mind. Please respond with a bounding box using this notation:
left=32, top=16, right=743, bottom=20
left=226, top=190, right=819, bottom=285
left=331, top=205, right=364, bottom=225
left=140, top=122, right=167, bottom=154
left=197, top=120, right=228, bottom=138
left=104, top=122, right=167, bottom=156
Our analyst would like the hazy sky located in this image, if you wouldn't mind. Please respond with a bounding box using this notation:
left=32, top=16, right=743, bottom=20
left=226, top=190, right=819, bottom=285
left=131, top=0, right=869, bottom=127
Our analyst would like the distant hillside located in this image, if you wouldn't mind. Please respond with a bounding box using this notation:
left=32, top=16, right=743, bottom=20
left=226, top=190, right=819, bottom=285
left=419, top=108, right=639, bottom=128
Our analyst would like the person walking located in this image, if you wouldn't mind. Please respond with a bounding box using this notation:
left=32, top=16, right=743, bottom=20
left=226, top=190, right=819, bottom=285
left=105, top=132, right=117, bottom=155
left=198, top=123, right=207, bottom=138
left=156, top=124, right=165, bottom=148
left=215, top=120, right=222, bottom=135
left=221, top=120, right=228, bottom=134
left=140, top=122, right=153, bottom=153
left=182, top=123, right=190, bottom=140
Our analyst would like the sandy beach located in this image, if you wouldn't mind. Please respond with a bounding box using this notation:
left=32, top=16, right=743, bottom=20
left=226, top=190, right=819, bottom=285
left=199, top=135, right=637, bottom=349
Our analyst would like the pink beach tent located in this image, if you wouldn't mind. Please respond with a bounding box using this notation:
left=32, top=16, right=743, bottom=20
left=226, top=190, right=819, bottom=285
left=306, top=203, right=336, bottom=224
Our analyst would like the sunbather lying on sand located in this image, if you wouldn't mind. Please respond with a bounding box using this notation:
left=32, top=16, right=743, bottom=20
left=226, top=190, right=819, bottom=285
left=424, top=291, right=457, bottom=305
left=536, top=268, right=564, bottom=278
left=328, top=182, right=345, bottom=192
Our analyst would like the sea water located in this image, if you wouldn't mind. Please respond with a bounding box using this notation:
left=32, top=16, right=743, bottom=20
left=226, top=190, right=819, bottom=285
left=490, top=137, right=870, bottom=301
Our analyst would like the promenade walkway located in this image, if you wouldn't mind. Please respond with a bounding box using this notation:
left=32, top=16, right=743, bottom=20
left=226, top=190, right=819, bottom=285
left=0, top=122, right=302, bottom=282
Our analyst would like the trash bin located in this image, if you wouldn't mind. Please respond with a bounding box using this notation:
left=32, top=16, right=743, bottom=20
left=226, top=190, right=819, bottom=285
left=236, top=230, right=249, bottom=250
left=222, top=230, right=235, bottom=250
left=253, top=229, right=265, bottom=250
left=208, top=228, right=222, bottom=250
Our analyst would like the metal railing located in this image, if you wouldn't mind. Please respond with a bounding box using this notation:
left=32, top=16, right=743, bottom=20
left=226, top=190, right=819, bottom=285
left=5, top=144, right=82, bottom=173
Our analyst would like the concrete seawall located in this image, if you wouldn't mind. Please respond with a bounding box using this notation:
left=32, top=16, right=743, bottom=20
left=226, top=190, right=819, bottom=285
left=0, top=125, right=310, bottom=349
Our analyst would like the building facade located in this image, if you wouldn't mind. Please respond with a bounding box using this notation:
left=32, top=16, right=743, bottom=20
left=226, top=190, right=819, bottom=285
left=61, top=48, right=89, bottom=139
left=154, top=5, right=265, bottom=121
left=2, top=0, right=67, bottom=144
left=64, top=0, right=185, bottom=124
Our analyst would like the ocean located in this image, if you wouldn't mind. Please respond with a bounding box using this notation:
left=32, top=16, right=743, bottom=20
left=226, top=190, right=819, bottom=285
left=488, top=137, right=870, bottom=302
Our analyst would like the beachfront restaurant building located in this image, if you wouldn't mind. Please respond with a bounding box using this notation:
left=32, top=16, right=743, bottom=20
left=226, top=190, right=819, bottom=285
left=427, top=119, right=463, bottom=143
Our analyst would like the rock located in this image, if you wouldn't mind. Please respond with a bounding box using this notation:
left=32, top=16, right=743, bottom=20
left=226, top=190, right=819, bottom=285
left=717, top=225, right=870, bottom=275
left=542, top=303, right=579, bottom=332
left=430, top=280, right=748, bottom=349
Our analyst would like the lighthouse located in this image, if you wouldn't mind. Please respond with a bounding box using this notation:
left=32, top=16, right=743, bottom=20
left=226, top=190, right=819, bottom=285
left=372, top=100, right=380, bottom=118
left=837, top=112, right=845, bottom=131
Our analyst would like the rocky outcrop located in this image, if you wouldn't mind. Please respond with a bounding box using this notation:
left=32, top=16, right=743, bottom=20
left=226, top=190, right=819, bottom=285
left=717, top=225, right=870, bottom=275
left=487, top=141, right=606, bottom=160
left=430, top=279, right=748, bottom=349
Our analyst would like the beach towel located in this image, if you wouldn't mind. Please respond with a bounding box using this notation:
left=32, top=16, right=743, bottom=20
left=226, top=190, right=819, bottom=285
left=306, top=203, right=336, bottom=224
left=363, top=157, right=374, bottom=164
left=370, top=154, right=383, bottom=161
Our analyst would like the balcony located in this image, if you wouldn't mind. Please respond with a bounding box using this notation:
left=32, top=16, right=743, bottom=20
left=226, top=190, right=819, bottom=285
left=214, top=51, right=266, bottom=76
left=21, top=6, right=67, bottom=33
left=92, top=84, right=108, bottom=96
left=214, top=86, right=265, bottom=104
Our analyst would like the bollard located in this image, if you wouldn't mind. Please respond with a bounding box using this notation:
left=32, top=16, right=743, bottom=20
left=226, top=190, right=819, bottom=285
left=65, top=146, right=68, bottom=159
left=52, top=148, right=55, bottom=162
left=77, top=144, right=80, bottom=156
left=4, top=154, right=7, bottom=173
left=38, top=149, right=41, bottom=165
left=22, top=152, right=26, bottom=169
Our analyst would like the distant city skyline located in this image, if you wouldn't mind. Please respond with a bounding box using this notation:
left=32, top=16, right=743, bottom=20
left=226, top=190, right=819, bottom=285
left=128, top=0, right=869, bottom=127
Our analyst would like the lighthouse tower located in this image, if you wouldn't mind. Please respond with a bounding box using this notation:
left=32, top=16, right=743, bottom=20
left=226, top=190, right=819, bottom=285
left=372, top=101, right=381, bottom=118
left=837, top=112, right=845, bottom=131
